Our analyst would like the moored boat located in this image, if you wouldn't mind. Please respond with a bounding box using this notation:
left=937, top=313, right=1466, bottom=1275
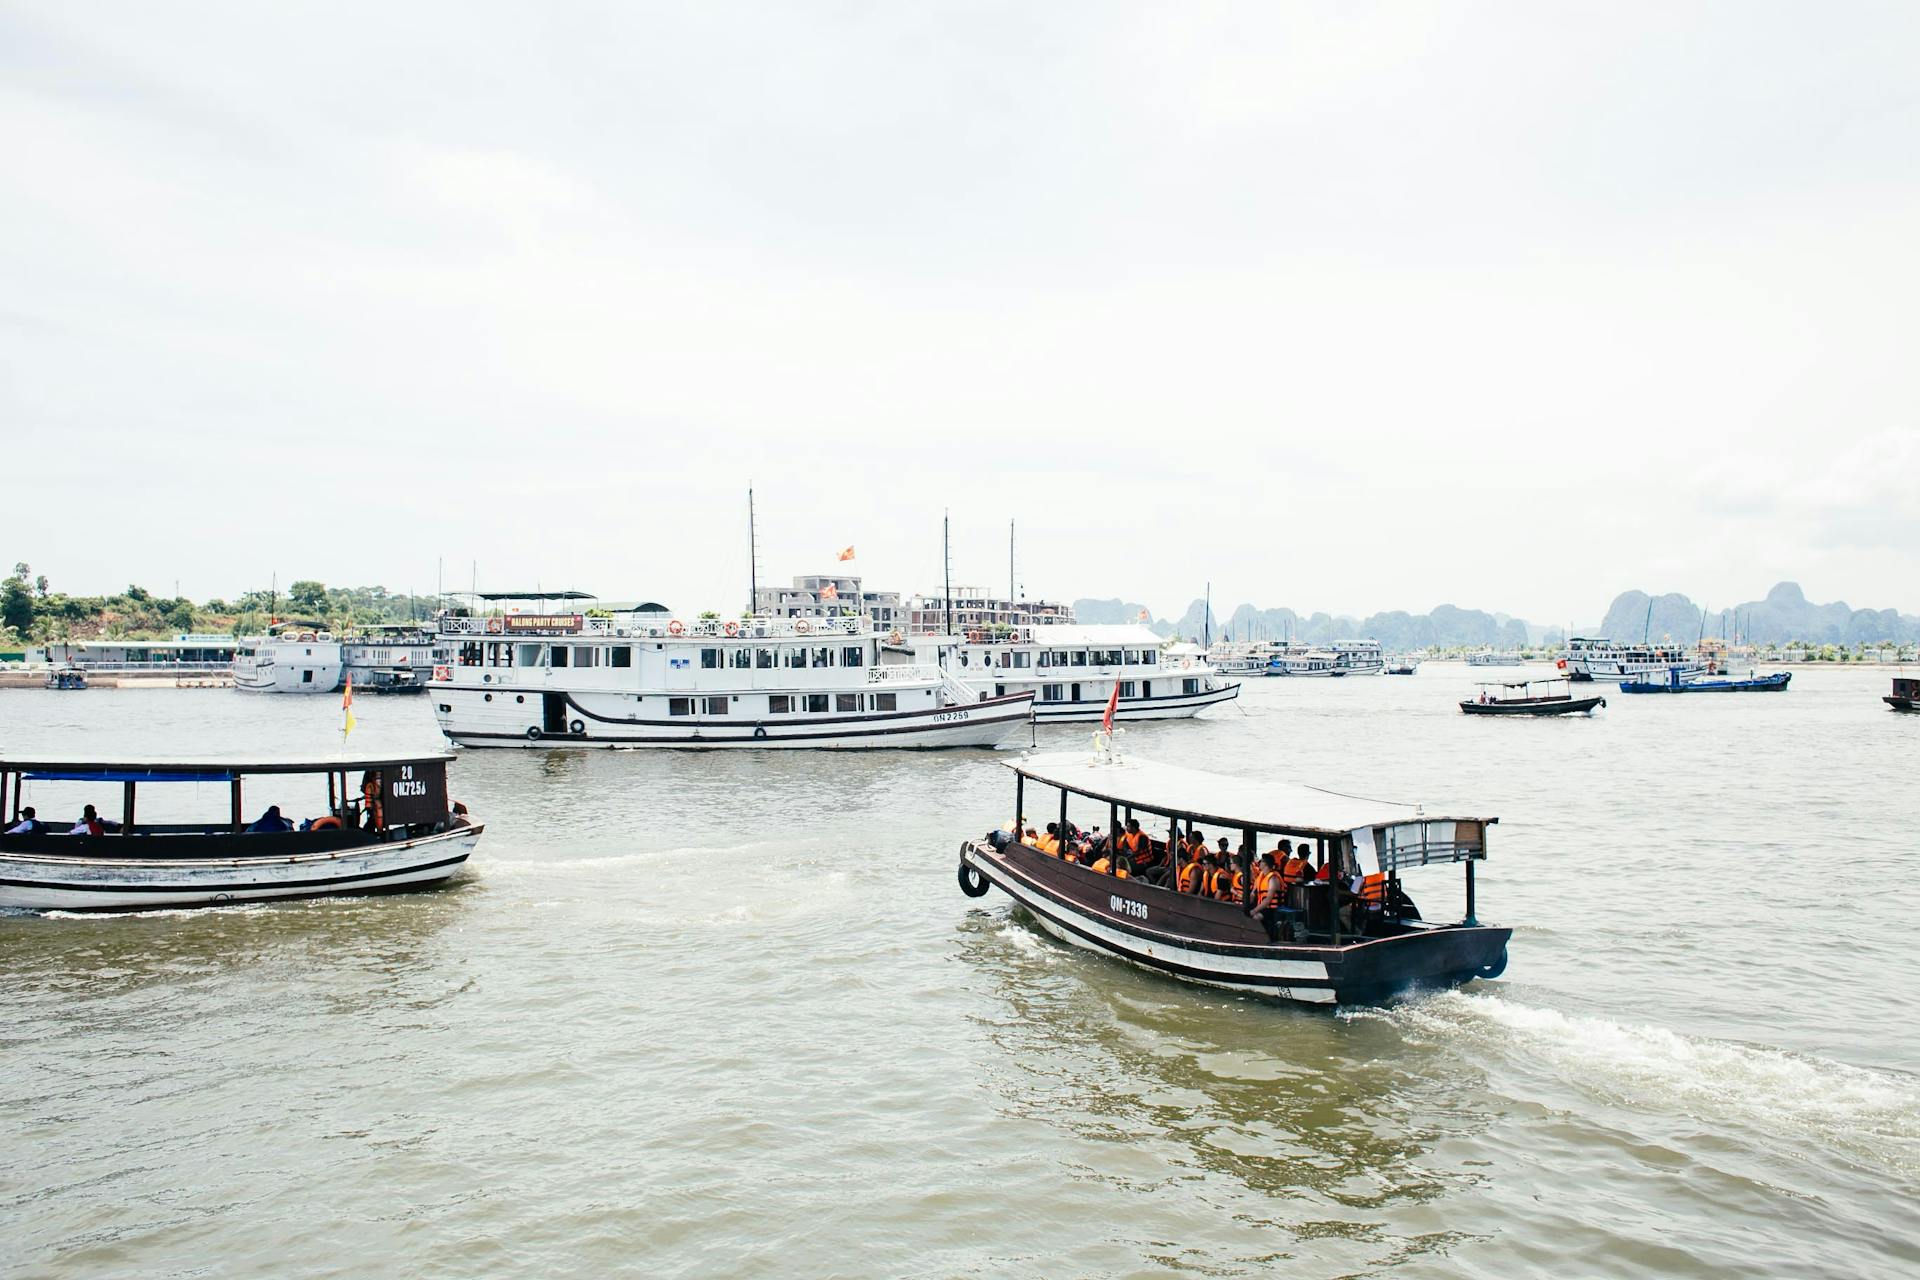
left=931, top=624, right=1238, bottom=722
left=1886, top=676, right=1920, bottom=712
left=1560, top=637, right=1703, bottom=683
left=1460, top=677, right=1605, bottom=716
left=431, top=609, right=1033, bottom=748
left=0, top=752, right=482, bottom=911
left=955, top=750, right=1510, bottom=1006
left=1618, top=666, right=1790, bottom=694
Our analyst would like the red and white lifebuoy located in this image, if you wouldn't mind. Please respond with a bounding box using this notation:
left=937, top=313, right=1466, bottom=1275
left=486, top=618, right=503, bottom=634
left=1181, top=658, right=1193, bottom=669
left=723, top=620, right=740, bottom=637
left=432, top=665, right=452, bottom=682
left=796, top=619, right=812, bottom=635
left=667, top=619, right=685, bottom=636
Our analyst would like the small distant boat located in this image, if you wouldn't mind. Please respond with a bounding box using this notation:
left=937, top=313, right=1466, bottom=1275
left=1460, top=677, right=1605, bottom=716
left=45, top=667, right=88, bottom=690
left=1618, top=666, right=1790, bottom=694
left=1886, top=676, right=1920, bottom=713
left=1384, top=659, right=1419, bottom=676
left=0, top=751, right=482, bottom=911
left=1465, top=650, right=1524, bottom=667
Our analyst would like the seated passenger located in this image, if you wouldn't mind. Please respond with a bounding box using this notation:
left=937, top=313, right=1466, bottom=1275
left=448, top=801, right=473, bottom=830
left=1248, top=852, right=1287, bottom=941
left=247, top=805, right=294, bottom=833
left=1210, top=857, right=1238, bottom=902
left=6, top=806, right=44, bottom=835
left=69, top=804, right=106, bottom=836
left=1034, top=823, right=1061, bottom=855
left=1090, top=851, right=1113, bottom=875
left=1116, top=819, right=1154, bottom=871
left=1176, top=849, right=1207, bottom=894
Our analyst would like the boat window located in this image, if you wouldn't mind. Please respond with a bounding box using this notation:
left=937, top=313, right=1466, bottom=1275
left=516, top=644, right=542, bottom=666
left=997, top=652, right=1010, bottom=668
left=756, top=648, right=775, bottom=669
left=842, top=646, right=862, bottom=668
left=1012, top=652, right=1030, bottom=668
left=872, top=692, right=896, bottom=711
left=1043, top=683, right=1063, bottom=701
left=575, top=648, right=598, bottom=668
left=769, top=695, right=792, bottom=713
left=301, top=670, right=314, bottom=683
left=703, top=696, right=729, bottom=715
left=1122, top=650, right=1138, bottom=664
left=669, top=697, right=694, bottom=716
left=1122, top=681, right=1137, bottom=698
left=806, top=694, right=829, bottom=713
left=1183, top=678, right=1199, bottom=695
left=1143, top=651, right=1157, bottom=665
left=812, top=647, right=832, bottom=668
left=611, top=646, right=632, bottom=668
left=836, top=693, right=859, bottom=713
left=701, top=648, right=721, bottom=669
left=728, top=647, right=752, bottom=669
left=782, top=647, right=806, bottom=669
left=1071, top=651, right=1087, bottom=666
left=550, top=646, right=569, bottom=668
left=1037, top=651, right=1053, bottom=668
left=1142, top=679, right=1153, bottom=696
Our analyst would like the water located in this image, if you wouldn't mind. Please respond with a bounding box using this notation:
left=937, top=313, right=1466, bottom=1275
left=4, top=668, right=1918, bottom=1277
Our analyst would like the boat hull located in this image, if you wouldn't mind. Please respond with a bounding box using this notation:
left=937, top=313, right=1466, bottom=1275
left=1460, top=696, right=1605, bottom=716
left=437, top=690, right=1034, bottom=749
left=959, top=840, right=1509, bottom=1006
left=0, top=828, right=482, bottom=912
left=1886, top=696, right=1920, bottom=713
left=1032, top=682, right=1239, bottom=723
left=1618, top=673, right=1790, bottom=694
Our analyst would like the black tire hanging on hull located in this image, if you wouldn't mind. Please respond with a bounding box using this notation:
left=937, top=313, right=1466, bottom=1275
left=958, top=862, right=991, bottom=898
left=1476, top=947, right=1509, bottom=981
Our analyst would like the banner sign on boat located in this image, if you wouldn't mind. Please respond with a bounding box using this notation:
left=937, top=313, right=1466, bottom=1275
left=370, top=760, right=448, bottom=827
left=503, top=614, right=583, bottom=634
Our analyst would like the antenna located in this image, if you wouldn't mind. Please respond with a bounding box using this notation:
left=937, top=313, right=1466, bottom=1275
left=747, top=485, right=761, bottom=616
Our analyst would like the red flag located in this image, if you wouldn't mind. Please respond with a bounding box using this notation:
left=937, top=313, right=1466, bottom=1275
left=1101, top=680, right=1120, bottom=732
left=821, top=582, right=839, bottom=600
left=837, top=546, right=855, bottom=561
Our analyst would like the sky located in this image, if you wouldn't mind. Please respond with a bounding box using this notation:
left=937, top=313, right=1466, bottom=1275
left=4, top=1, right=1918, bottom=625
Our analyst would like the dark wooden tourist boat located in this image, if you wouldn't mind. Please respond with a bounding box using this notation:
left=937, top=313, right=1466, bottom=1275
left=1886, top=676, right=1920, bottom=712
left=955, top=752, right=1510, bottom=1006
left=0, top=752, right=482, bottom=911
left=1618, top=666, right=1790, bottom=694
left=1459, top=677, right=1604, bottom=716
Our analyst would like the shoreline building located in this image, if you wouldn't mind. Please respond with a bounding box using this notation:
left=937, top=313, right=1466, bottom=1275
left=752, top=575, right=904, bottom=630
left=905, top=588, right=1073, bottom=636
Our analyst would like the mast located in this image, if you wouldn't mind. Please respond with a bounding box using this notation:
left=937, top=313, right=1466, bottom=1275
left=943, top=510, right=953, bottom=636
left=1204, top=581, right=1211, bottom=647
left=747, top=486, right=759, bottom=617
left=1643, top=598, right=1653, bottom=645
left=1009, top=518, right=1015, bottom=609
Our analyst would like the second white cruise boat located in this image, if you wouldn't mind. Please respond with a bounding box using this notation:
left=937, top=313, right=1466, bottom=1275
left=429, top=611, right=1032, bottom=749
left=921, top=623, right=1239, bottom=722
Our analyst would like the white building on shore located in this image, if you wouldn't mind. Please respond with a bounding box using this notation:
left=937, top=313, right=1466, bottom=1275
left=905, top=588, right=1073, bottom=636
left=752, top=575, right=904, bottom=629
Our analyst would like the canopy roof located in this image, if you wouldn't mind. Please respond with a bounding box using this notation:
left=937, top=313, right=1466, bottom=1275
left=1, top=751, right=453, bottom=782
left=1008, top=752, right=1495, bottom=838
left=1477, top=676, right=1569, bottom=689
left=474, top=590, right=596, bottom=601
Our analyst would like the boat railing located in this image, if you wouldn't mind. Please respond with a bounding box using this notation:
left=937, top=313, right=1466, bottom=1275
left=440, top=615, right=868, bottom=640
left=63, top=660, right=236, bottom=674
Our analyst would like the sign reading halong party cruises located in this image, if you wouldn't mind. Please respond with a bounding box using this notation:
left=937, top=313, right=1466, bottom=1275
left=503, top=614, right=583, bottom=633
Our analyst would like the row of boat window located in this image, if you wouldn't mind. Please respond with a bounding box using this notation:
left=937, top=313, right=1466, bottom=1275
left=665, top=692, right=901, bottom=716
left=700, top=646, right=867, bottom=670
left=455, top=643, right=874, bottom=671
left=956, top=649, right=1158, bottom=670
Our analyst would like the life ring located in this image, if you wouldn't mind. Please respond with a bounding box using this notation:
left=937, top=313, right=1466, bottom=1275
left=1475, top=947, right=1509, bottom=981
left=958, top=860, right=991, bottom=898
left=752, top=724, right=768, bottom=740
left=526, top=726, right=542, bottom=741
left=299, top=632, right=317, bottom=642
left=667, top=619, right=685, bottom=636
left=796, top=619, right=811, bottom=634
left=311, top=816, right=342, bottom=830
left=1181, top=658, right=1193, bottom=669
left=569, top=719, right=585, bottom=735
left=486, top=618, right=502, bottom=634
left=723, top=620, right=740, bottom=637
left=967, top=630, right=984, bottom=643
left=888, top=629, right=903, bottom=645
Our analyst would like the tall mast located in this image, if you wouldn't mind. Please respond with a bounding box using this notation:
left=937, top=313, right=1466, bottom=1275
left=1008, top=518, right=1015, bottom=609
left=1204, top=581, right=1211, bottom=647
left=943, top=510, right=953, bottom=636
left=747, top=486, right=759, bottom=616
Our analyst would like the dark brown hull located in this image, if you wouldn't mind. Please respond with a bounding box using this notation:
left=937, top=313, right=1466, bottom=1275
left=1460, top=695, right=1605, bottom=716
left=959, top=840, right=1509, bottom=1006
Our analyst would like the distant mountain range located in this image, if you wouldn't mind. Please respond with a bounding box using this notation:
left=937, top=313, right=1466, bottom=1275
left=1073, top=581, right=1920, bottom=648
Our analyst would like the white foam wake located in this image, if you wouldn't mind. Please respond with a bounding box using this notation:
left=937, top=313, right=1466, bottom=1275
left=1374, top=991, right=1920, bottom=1172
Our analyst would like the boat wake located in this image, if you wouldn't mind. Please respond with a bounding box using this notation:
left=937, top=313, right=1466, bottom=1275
left=34, top=902, right=272, bottom=922
left=1361, top=991, right=1920, bottom=1175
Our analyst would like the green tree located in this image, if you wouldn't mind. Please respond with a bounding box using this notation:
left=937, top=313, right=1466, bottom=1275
left=1, top=573, right=32, bottom=636
left=166, top=601, right=196, bottom=632
left=288, top=580, right=328, bottom=614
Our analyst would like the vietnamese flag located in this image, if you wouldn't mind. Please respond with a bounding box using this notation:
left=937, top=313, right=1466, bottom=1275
left=837, top=546, right=856, bottom=561
left=1102, top=680, right=1120, bottom=733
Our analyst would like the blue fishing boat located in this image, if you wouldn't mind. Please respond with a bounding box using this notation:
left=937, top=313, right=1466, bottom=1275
left=1619, top=666, right=1790, bottom=694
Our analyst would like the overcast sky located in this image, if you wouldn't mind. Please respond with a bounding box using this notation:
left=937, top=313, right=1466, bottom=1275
left=5, top=2, right=1917, bottom=624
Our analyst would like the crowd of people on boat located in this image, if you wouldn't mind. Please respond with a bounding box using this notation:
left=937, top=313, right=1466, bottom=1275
left=990, top=816, right=1397, bottom=940
left=5, top=797, right=472, bottom=837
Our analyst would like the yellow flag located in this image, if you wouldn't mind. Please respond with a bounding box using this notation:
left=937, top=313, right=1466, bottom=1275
left=342, top=674, right=356, bottom=739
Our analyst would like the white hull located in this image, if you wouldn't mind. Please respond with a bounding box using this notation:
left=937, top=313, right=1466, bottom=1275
left=1033, top=683, right=1239, bottom=722
left=437, top=688, right=1033, bottom=749
left=0, top=830, right=480, bottom=912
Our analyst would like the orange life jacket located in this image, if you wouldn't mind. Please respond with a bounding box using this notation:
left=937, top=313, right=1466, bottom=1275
left=1063, top=849, right=1080, bottom=864
left=1177, top=862, right=1204, bottom=893
left=1114, top=866, right=1130, bottom=880
left=1091, top=856, right=1112, bottom=875
left=1208, top=867, right=1234, bottom=899
left=1033, top=834, right=1058, bottom=855
left=1359, top=872, right=1388, bottom=904
left=1253, top=868, right=1278, bottom=904
left=1117, top=831, right=1149, bottom=859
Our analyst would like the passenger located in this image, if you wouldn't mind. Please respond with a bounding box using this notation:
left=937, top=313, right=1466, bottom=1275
left=1210, top=856, right=1238, bottom=902
left=1090, top=851, right=1113, bottom=875
left=1281, top=842, right=1314, bottom=889
left=448, top=801, right=473, bottom=830
left=1176, top=846, right=1207, bottom=894
left=5, top=806, right=44, bottom=835
left=69, top=804, right=106, bottom=836
left=1116, top=819, right=1154, bottom=874
left=1248, top=852, right=1285, bottom=941
left=247, top=805, right=294, bottom=833
left=1035, top=823, right=1061, bottom=856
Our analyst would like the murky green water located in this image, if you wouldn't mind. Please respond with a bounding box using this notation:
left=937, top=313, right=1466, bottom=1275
left=4, top=668, right=1917, bottom=1277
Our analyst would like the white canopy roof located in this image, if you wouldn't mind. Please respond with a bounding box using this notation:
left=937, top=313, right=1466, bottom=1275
left=1007, top=751, right=1495, bottom=839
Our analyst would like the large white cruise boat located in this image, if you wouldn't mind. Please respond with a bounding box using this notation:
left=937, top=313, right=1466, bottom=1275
left=1332, top=640, right=1384, bottom=676
left=428, top=611, right=1032, bottom=749
left=918, top=623, right=1239, bottom=722
left=1560, top=637, right=1704, bottom=683
left=233, top=627, right=450, bottom=694
left=1268, top=647, right=1343, bottom=677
